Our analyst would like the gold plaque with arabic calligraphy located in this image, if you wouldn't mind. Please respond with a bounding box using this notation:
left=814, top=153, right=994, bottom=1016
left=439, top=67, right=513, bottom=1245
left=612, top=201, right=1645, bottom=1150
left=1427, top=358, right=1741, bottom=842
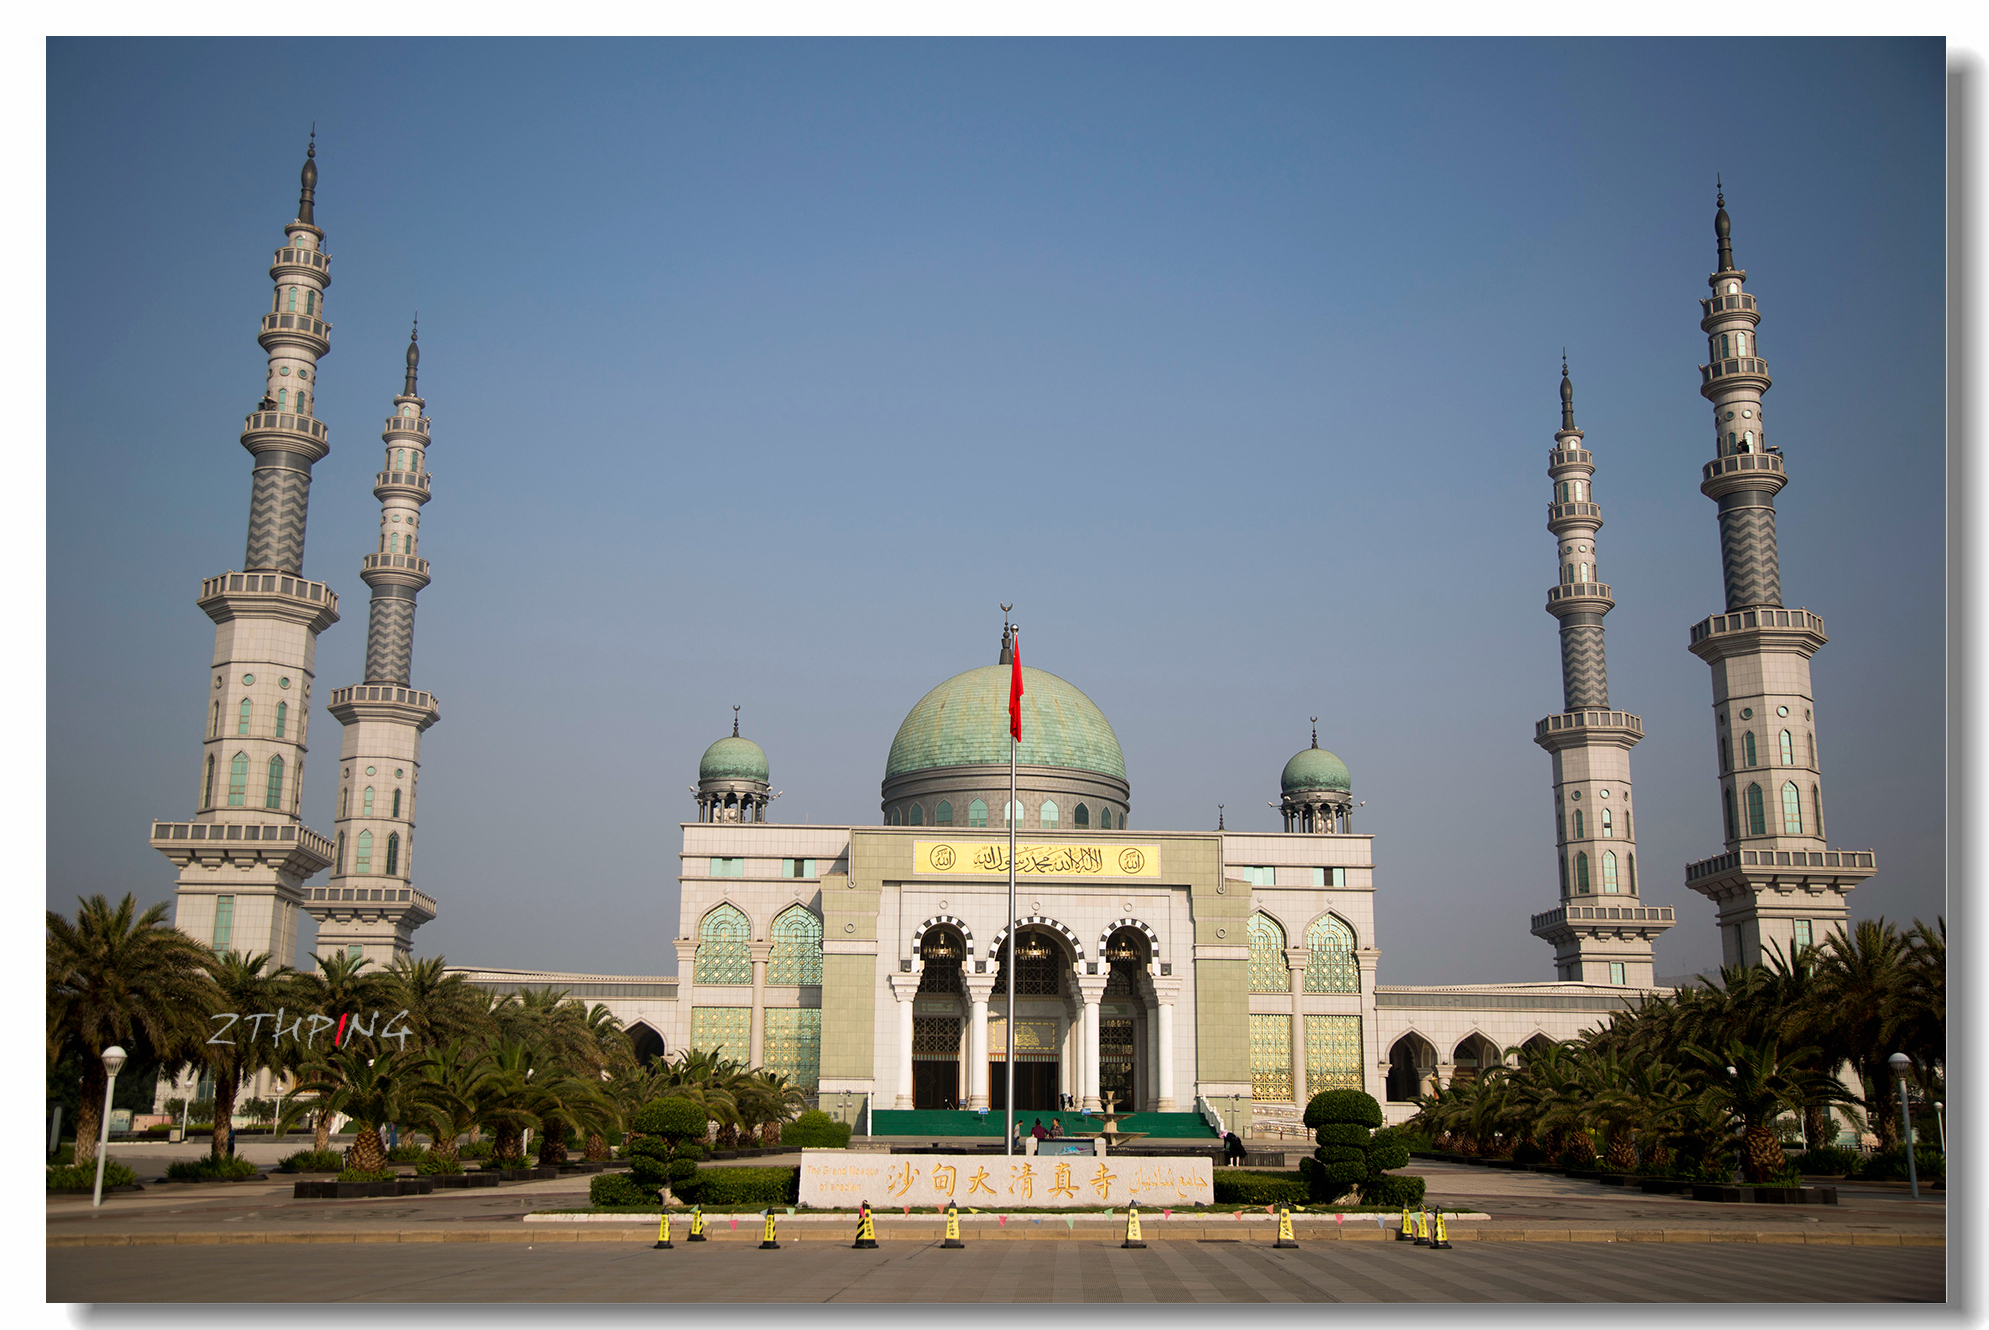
left=914, top=841, right=1162, bottom=877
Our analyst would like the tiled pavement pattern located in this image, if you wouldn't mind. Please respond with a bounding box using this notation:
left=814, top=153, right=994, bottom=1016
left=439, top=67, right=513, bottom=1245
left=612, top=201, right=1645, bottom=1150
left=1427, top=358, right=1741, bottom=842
left=50, top=1239, right=1943, bottom=1302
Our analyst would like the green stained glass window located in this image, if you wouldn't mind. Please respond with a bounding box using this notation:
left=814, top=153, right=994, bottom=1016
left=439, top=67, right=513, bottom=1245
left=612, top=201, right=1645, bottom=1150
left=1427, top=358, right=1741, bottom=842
left=1576, top=852, right=1589, bottom=893
left=909, top=803, right=923, bottom=826
left=1248, top=913, right=1289, bottom=992
left=356, top=830, right=372, bottom=874
left=1744, top=731, right=1757, bottom=766
left=204, top=755, right=216, bottom=807
left=363, top=786, right=375, bottom=816
left=265, top=756, right=284, bottom=809
left=238, top=698, right=252, bottom=735
left=228, top=752, right=248, bottom=807
left=968, top=800, right=988, bottom=828
left=1305, top=1014, right=1363, bottom=1097
left=386, top=832, right=400, bottom=875
left=1602, top=850, right=1618, bottom=893
left=1746, top=784, right=1766, bottom=835
left=212, top=895, right=234, bottom=953
left=275, top=701, right=287, bottom=738
left=936, top=801, right=952, bottom=827
left=1782, top=782, right=1803, bottom=834
left=694, top=903, right=752, bottom=985
left=1249, top=1013, right=1293, bottom=1103
left=1040, top=800, right=1058, bottom=829
left=768, top=905, right=823, bottom=986
left=762, top=1007, right=821, bottom=1092
left=1074, top=803, right=1089, bottom=828
left=690, top=1006, right=751, bottom=1057
left=1304, top=915, right=1359, bottom=993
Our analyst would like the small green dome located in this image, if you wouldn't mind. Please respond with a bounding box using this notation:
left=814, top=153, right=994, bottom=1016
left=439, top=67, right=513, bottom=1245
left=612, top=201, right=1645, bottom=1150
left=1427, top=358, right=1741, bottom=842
left=700, top=735, right=769, bottom=783
left=886, top=665, right=1126, bottom=782
left=1281, top=745, right=1351, bottom=795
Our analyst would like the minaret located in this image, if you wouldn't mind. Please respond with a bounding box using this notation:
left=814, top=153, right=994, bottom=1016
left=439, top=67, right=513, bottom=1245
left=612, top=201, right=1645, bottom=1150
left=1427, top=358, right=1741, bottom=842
left=1683, top=186, right=1875, bottom=968
left=149, top=137, right=340, bottom=965
left=1529, top=358, right=1673, bottom=985
left=308, top=322, right=442, bottom=965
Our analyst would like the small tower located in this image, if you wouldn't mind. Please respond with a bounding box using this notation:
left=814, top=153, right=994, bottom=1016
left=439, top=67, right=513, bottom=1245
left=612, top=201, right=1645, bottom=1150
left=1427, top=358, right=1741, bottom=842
left=149, top=136, right=340, bottom=966
left=310, top=322, right=441, bottom=965
left=1529, top=359, right=1672, bottom=985
left=696, top=709, right=771, bottom=822
left=1277, top=721, right=1352, bottom=833
left=1683, top=186, right=1875, bottom=967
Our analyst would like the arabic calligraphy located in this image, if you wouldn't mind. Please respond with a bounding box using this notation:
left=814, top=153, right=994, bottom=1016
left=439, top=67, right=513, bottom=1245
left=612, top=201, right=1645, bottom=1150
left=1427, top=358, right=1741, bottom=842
left=914, top=841, right=1163, bottom=877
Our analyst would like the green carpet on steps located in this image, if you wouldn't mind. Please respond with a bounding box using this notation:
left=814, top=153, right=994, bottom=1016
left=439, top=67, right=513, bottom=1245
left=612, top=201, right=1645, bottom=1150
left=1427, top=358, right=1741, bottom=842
left=868, top=1110, right=1217, bottom=1138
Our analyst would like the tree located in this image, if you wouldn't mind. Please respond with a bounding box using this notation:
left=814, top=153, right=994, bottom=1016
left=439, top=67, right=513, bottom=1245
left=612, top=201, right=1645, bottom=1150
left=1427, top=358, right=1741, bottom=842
left=199, top=951, right=294, bottom=1159
left=1681, top=1036, right=1855, bottom=1183
left=406, top=1039, right=497, bottom=1163
left=280, top=1048, right=426, bottom=1172
left=1812, top=919, right=1915, bottom=1147
left=380, top=955, right=491, bottom=1051
left=287, top=951, right=394, bottom=1150
left=1300, top=1089, right=1419, bottom=1206
left=47, top=895, right=216, bottom=1165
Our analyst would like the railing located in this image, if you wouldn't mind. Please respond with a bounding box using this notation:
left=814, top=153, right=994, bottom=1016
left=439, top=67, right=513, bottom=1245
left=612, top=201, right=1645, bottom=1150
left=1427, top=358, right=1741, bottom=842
left=260, top=313, right=331, bottom=341
left=1548, top=447, right=1592, bottom=468
left=1194, top=1095, right=1224, bottom=1137
left=1700, top=293, right=1756, bottom=315
left=362, top=552, right=430, bottom=575
left=1702, top=452, right=1785, bottom=481
left=1531, top=904, right=1674, bottom=931
left=1689, top=848, right=1875, bottom=877
left=242, top=411, right=328, bottom=441
left=383, top=415, right=431, bottom=437
left=200, top=571, right=337, bottom=611
left=308, top=884, right=437, bottom=912
left=1547, top=581, right=1612, bottom=604
left=1547, top=501, right=1601, bottom=521
left=374, top=469, right=431, bottom=493
left=328, top=683, right=440, bottom=710
left=271, top=247, right=331, bottom=272
left=1688, top=606, right=1824, bottom=644
left=1534, top=710, right=1643, bottom=740
left=1701, top=356, right=1770, bottom=384
left=150, top=820, right=334, bottom=860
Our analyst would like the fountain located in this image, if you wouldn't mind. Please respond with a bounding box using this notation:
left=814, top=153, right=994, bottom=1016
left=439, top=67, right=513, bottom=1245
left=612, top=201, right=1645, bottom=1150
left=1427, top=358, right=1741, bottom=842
left=1071, top=1097, right=1147, bottom=1153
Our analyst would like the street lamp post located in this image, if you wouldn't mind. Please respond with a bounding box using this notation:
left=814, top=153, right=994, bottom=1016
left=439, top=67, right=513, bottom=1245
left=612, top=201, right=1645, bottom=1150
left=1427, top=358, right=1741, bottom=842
left=1935, top=1102, right=1945, bottom=1154
left=1888, top=1052, right=1918, bottom=1200
left=92, top=1046, right=128, bottom=1209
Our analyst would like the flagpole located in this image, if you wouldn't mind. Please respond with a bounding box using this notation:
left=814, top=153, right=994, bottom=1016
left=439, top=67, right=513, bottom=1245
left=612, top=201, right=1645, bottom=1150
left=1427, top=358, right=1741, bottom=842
left=1005, top=619, right=1018, bottom=1157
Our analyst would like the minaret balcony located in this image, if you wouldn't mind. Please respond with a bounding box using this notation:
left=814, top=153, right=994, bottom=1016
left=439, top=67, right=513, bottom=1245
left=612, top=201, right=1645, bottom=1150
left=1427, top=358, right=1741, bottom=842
left=1699, top=292, right=1756, bottom=316
left=383, top=415, right=431, bottom=439
left=258, top=312, right=331, bottom=355
left=306, top=883, right=438, bottom=917
left=270, top=246, right=331, bottom=277
left=150, top=819, right=334, bottom=877
left=1530, top=903, right=1674, bottom=938
left=1699, top=356, right=1771, bottom=386
left=1547, top=447, right=1593, bottom=472
left=1546, top=501, right=1602, bottom=535
left=328, top=683, right=442, bottom=732
left=1687, top=607, right=1827, bottom=664
left=1702, top=452, right=1785, bottom=483
left=198, top=571, right=339, bottom=632
left=1546, top=581, right=1612, bottom=609
left=240, top=411, right=330, bottom=463
left=362, top=551, right=430, bottom=576
left=1534, top=709, right=1642, bottom=751
left=374, top=469, right=431, bottom=496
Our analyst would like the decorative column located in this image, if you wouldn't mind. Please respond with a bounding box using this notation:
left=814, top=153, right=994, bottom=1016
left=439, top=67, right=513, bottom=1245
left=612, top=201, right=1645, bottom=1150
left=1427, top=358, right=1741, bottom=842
left=890, top=973, right=918, bottom=1109
left=1155, top=990, right=1178, bottom=1112
left=151, top=136, right=339, bottom=968
left=1075, top=972, right=1107, bottom=1111
left=748, top=940, right=772, bottom=1067
left=965, top=972, right=994, bottom=1110
left=1285, top=948, right=1310, bottom=1105
left=1682, top=185, right=1875, bottom=968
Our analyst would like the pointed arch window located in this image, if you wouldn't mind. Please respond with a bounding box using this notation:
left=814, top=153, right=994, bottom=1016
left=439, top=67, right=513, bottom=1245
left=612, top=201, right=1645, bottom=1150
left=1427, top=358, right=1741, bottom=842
left=1003, top=800, right=1022, bottom=826
left=1600, top=808, right=1613, bottom=837
left=277, top=388, right=288, bottom=410
left=1040, top=800, right=1058, bottom=829
left=385, top=832, right=400, bottom=875
left=769, top=905, right=824, bottom=985
left=1248, top=913, right=1290, bottom=992
left=1627, top=853, right=1637, bottom=893
left=1074, top=802, right=1089, bottom=829
left=211, top=701, right=220, bottom=737
left=1779, top=730, right=1794, bottom=765
left=1781, top=782, right=1803, bottom=834
left=1723, top=787, right=1737, bottom=840
left=1742, top=730, right=1757, bottom=766
left=275, top=700, right=288, bottom=739
left=265, top=755, right=284, bottom=809
left=335, top=832, right=345, bottom=873
left=341, top=785, right=350, bottom=817
left=908, top=803, right=923, bottom=827
left=694, top=903, right=752, bottom=985
left=1304, top=914, right=1359, bottom=993
left=1813, top=784, right=1823, bottom=836
left=287, top=288, right=298, bottom=312
left=392, top=788, right=402, bottom=818
left=1602, top=850, right=1619, bottom=894
left=968, top=799, right=988, bottom=828
left=1576, top=851, right=1590, bottom=893
left=238, top=698, right=252, bottom=735
left=1558, top=854, right=1568, bottom=892
left=363, top=786, right=375, bottom=816
left=1573, top=809, right=1584, bottom=838
left=203, top=755, right=216, bottom=807
left=1745, top=783, right=1766, bottom=835
left=935, top=800, right=953, bottom=827
left=228, top=752, right=248, bottom=806
left=356, top=829, right=373, bottom=873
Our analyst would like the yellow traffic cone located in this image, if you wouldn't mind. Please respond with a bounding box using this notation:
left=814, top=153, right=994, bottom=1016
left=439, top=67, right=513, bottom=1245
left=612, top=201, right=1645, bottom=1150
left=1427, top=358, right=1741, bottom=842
left=853, top=1200, right=879, bottom=1249
left=942, top=1201, right=966, bottom=1249
left=1430, top=1209, right=1452, bottom=1250
left=1122, top=1202, right=1147, bottom=1249
left=652, top=1211, right=673, bottom=1250
left=760, top=1209, right=780, bottom=1250
left=1273, top=1204, right=1298, bottom=1249
left=688, top=1205, right=707, bottom=1242
left=1413, top=1209, right=1430, bottom=1246
left=1396, top=1203, right=1414, bottom=1241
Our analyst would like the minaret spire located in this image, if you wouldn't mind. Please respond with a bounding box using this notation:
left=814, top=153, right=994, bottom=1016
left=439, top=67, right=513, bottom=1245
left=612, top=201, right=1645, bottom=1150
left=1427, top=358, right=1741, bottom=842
left=1531, top=359, right=1671, bottom=985
left=1685, top=188, right=1874, bottom=970
left=298, top=127, right=318, bottom=226
left=403, top=316, right=419, bottom=396
left=733, top=705, right=741, bottom=737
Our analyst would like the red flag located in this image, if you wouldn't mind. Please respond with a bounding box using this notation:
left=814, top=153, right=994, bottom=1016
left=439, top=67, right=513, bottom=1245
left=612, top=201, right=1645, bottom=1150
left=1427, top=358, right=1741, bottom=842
left=1008, top=634, right=1024, bottom=742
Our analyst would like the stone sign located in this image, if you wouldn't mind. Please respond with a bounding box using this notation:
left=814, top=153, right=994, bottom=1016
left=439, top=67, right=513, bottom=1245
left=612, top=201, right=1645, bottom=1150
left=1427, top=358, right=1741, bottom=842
left=797, top=1148, right=1213, bottom=1209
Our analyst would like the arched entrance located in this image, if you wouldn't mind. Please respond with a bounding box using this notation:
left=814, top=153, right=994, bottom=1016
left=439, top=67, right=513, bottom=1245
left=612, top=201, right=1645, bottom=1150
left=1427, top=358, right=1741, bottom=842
left=989, top=926, right=1068, bottom=1112
left=1386, top=1032, right=1436, bottom=1102
left=628, top=1021, right=666, bottom=1066
left=1450, top=1032, right=1503, bottom=1084
left=1099, top=926, right=1153, bottom=1112
left=913, top=926, right=966, bottom=1109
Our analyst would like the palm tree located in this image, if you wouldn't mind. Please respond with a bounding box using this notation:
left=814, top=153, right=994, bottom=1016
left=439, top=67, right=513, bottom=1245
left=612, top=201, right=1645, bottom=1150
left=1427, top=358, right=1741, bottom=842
left=47, top=894, right=217, bottom=1165
left=199, top=951, right=294, bottom=1159
left=1682, top=1036, right=1855, bottom=1183
left=381, top=955, right=491, bottom=1051
left=407, top=1039, right=497, bottom=1163
left=1812, top=919, right=1914, bottom=1146
left=288, top=951, right=394, bottom=1149
left=280, top=1048, right=426, bottom=1171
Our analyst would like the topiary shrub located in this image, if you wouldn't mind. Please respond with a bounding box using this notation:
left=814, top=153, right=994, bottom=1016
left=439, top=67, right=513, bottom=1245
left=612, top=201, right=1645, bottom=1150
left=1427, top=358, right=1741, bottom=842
left=680, top=1165, right=799, bottom=1207
left=48, top=1161, right=136, bottom=1190
left=166, top=1155, right=259, bottom=1182
left=387, top=1144, right=425, bottom=1163
left=1357, top=1172, right=1426, bottom=1208
left=624, top=1097, right=712, bottom=1202
left=1213, top=1169, right=1309, bottom=1205
left=459, top=1140, right=494, bottom=1160
left=782, top=1110, right=853, bottom=1149
left=339, top=1168, right=396, bottom=1182
left=590, top=1172, right=655, bottom=1207
left=1299, top=1089, right=1419, bottom=1205
left=278, top=1148, right=347, bottom=1173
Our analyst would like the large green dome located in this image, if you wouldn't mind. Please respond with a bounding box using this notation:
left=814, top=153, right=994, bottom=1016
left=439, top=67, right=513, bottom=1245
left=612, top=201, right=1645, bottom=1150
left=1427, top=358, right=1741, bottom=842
left=886, top=665, right=1126, bottom=781
left=1281, top=745, right=1351, bottom=795
left=700, top=735, right=769, bottom=782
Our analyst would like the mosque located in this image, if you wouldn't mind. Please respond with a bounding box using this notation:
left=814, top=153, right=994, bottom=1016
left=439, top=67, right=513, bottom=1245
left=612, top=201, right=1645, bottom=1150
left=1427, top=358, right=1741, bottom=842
left=146, top=145, right=1877, bottom=1134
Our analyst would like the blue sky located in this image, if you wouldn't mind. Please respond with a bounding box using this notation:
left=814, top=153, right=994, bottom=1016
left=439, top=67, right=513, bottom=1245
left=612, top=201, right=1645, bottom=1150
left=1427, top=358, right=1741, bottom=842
left=46, top=37, right=1946, bottom=981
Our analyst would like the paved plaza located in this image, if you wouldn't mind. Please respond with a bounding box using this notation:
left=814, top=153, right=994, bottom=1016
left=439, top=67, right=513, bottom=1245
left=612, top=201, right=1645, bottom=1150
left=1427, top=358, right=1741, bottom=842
left=49, top=1236, right=1944, bottom=1302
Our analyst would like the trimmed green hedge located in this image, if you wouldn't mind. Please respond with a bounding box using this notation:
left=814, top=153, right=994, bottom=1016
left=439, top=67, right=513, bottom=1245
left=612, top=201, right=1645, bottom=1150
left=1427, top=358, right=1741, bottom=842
left=340, top=1168, right=396, bottom=1182
left=631, top=1098, right=707, bottom=1141
left=387, top=1144, right=425, bottom=1163
left=48, top=1161, right=136, bottom=1189
left=682, top=1165, right=799, bottom=1207
left=782, top=1111, right=853, bottom=1149
left=416, top=1150, right=464, bottom=1175
left=166, top=1155, right=259, bottom=1182
left=590, top=1173, right=656, bottom=1207
left=1212, top=1169, right=1309, bottom=1205
left=278, top=1148, right=346, bottom=1173
left=1357, top=1173, right=1426, bottom=1208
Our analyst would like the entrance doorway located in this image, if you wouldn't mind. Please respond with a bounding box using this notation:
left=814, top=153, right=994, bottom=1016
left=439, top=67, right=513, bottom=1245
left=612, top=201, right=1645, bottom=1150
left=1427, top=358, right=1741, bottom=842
left=989, top=1062, right=1060, bottom=1110
left=913, top=1059, right=959, bottom=1110
left=1099, top=1018, right=1137, bottom=1110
